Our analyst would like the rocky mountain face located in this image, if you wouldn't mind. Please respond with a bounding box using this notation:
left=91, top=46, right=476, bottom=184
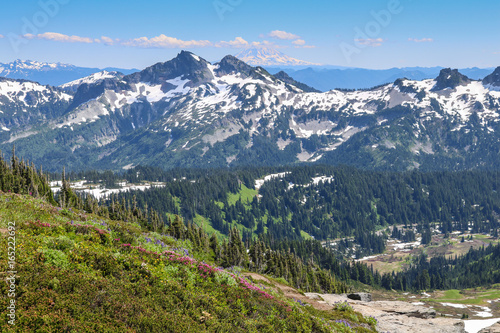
left=432, top=68, right=471, bottom=91
left=483, top=67, right=500, bottom=88
left=0, top=78, right=71, bottom=141
left=0, top=51, right=499, bottom=171
left=60, top=71, right=124, bottom=93
left=272, top=71, right=321, bottom=93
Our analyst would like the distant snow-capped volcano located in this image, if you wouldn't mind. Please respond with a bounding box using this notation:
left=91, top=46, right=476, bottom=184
left=235, top=47, right=321, bottom=67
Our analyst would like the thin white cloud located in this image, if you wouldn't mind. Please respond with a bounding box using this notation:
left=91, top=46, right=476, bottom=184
left=253, top=41, right=293, bottom=49
left=99, top=36, right=118, bottom=46
left=215, top=37, right=249, bottom=48
left=291, top=39, right=315, bottom=49
left=122, top=34, right=212, bottom=48
left=21, top=32, right=121, bottom=46
left=408, top=38, right=433, bottom=43
left=13, top=31, right=317, bottom=52
left=23, top=32, right=94, bottom=44
left=355, top=38, right=384, bottom=47
left=0, top=34, right=4, bottom=39
left=250, top=40, right=277, bottom=47
left=267, top=30, right=301, bottom=40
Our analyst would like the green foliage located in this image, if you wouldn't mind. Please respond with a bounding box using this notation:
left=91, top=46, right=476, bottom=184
left=47, top=235, right=75, bottom=251
left=214, top=271, right=238, bottom=286
left=163, top=265, right=179, bottom=277
left=41, top=248, right=70, bottom=269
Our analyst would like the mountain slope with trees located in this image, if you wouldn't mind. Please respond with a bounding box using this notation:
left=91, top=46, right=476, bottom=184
left=0, top=154, right=378, bottom=332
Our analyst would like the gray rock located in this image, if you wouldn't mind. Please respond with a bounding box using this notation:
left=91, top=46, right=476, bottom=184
left=480, top=322, right=500, bottom=333
left=361, top=300, right=436, bottom=319
left=347, top=292, right=372, bottom=302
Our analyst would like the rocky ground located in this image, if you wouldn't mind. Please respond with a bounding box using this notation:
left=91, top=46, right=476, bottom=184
left=305, top=292, right=500, bottom=333
left=479, top=322, right=500, bottom=332
left=305, top=293, right=466, bottom=333
left=243, top=272, right=500, bottom=332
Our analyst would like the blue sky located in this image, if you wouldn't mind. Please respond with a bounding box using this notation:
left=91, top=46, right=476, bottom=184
left=0, top=0, right=499, bottom=70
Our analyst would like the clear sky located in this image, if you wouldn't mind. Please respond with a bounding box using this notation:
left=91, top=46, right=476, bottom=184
left=0, top=0, right=499, bottom=70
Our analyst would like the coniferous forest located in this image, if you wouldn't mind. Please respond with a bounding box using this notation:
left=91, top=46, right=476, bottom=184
left=45, top=163, right=500, bottom=292
left=62, top=165, right=500, bottom=241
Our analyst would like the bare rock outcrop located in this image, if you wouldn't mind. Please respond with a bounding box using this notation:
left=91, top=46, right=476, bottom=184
left=358, top=300, right=436, bottom=319
left=305, top=293, right=465, bottom=333
left=480, top=322, right=500, bottom=333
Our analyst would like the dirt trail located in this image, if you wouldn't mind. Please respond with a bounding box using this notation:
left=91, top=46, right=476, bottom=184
left=243, top=272, right=333, bottom=311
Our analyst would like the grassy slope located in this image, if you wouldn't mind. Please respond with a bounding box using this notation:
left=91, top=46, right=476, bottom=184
left=0, top=192, right=376, bottom=333
left=428, top=287, right=500, bottom=306
left=227, top=184, right=258, bottom=206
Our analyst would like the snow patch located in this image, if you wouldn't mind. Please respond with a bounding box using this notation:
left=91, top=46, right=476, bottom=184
left=440, top=303, right=467, bottom=309
left=464, top=318, right=500, bottom=333
left=255, top=172, right=290, bottom=190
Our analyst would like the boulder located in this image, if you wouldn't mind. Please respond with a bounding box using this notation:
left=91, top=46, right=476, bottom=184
left=347, top=292, right=372, bottom=302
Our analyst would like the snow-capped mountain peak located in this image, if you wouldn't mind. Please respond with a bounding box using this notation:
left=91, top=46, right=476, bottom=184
left=0, top=59, right=138, bottom=86
left=125, top=50, right=214, bottom=86
left=0, top=59, right=74, bottom=72
left=1, top=51, right=500, bottom=171
left=235, top=47, right=321, bottom=67
left=432, top=68, right=471, bottom=91
left=60, top=71, right=124, bottom=92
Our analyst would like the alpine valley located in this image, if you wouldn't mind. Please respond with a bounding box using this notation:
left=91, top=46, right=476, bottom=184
left=1, top=50, right=500, bottom=172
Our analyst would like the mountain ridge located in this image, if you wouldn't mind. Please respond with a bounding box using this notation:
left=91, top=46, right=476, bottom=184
left=0, top=51, right=499, bottom=172
left=0, top=59, right=138, bottom=86
left=269, top=66, right=495, bottom=91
